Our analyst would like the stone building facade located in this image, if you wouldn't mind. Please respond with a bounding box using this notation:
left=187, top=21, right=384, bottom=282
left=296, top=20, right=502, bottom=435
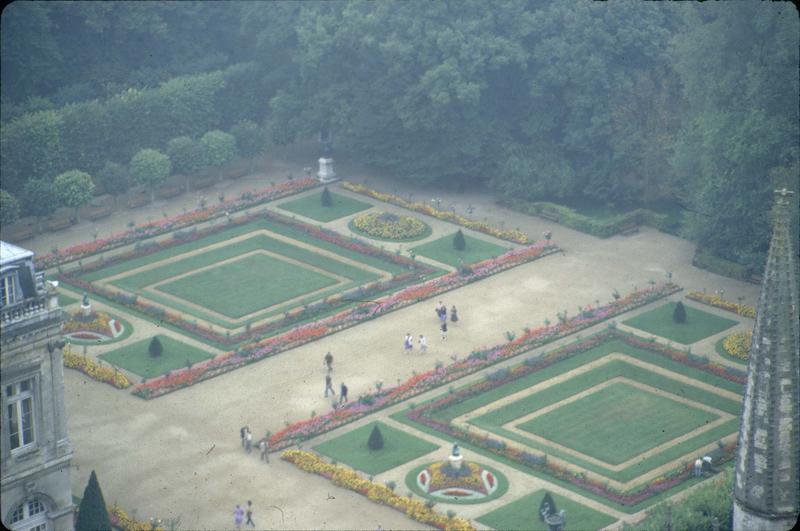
left=1, top=241, right=74, bottom=531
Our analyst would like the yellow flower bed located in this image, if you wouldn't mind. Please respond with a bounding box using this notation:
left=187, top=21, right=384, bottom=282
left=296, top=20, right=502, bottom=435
left=64, top=346, right=131, bottom=389
left=686, top=291, right=756, bottom=318
left=352, top=211, right=429, bottom=240
left=722, top=331, right=752, bottom=361
left=343, top=181, right=531, bottom=244
left=108, top=505, right=158, bottom=531
left=282, top=449, right=474, bottom=531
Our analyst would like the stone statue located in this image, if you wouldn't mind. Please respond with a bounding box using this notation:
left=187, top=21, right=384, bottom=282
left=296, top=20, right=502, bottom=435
left=319, top=125, right=332, bottom=158
left=452, top=443, right=460, bottom=457
left=82, top=291, right=89, bottom=306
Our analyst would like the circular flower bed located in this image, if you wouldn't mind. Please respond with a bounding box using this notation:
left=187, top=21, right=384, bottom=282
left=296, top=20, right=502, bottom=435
left=716, top=331, right=751, bottom=363
left=63, top=310, right=132, bottom=344
left=406, top=461, right=508, bottom=504
left=349, top=211, right=431, bottom=241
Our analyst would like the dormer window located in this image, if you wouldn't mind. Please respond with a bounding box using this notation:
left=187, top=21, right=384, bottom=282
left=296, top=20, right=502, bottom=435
left=1, top=272, right=18, bottom=307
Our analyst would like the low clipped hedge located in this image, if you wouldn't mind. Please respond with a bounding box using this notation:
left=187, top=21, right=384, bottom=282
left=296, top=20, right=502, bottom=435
left=692, top=248, right=752, bottom=282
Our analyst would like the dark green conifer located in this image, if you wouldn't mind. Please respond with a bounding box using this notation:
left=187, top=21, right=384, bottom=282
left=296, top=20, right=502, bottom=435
left=453, top=229, right=466, bottom=251
left=673, top=301, right=687, bottom=323
left=367, top=424, right=384, bottom=450
left=149, top=336, right=163, bottom=357
left=321, top=186, right=333, bottom=207
left=76, top=470, right=111, bottom=531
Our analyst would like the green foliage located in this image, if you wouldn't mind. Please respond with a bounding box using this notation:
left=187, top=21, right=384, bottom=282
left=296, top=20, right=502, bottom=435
left=0, top=110, right=64, bottom=194
left=97, top=161, right=129, bottom=196
left=21, top=178, right=60, bottom=217
left=320, top=186, right=333, bottom=207
left=167, top=136, right=207, bottom=175
left=230, top=120, right=265, bottom=158
left=692, top=249, right=751, bottom=282
left=148, top=336, right=163, bottom=358
left=75, top=470, right=111, bottom=531
left=130, top=149, right=171, bottom=190
left=673, top=301, right=687, bottom=323
left=367, top=424, right=384, bottom=450
left=53, top=170, right=95, bottom=217
left=201, top=130, right=237, bottom=167
left=0, top=190, right=21, bottom=224
left=453, top=229, right=466, bottom=251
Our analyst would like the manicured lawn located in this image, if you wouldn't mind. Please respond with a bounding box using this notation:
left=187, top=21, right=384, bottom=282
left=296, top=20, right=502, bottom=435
left=517, top=381, right=719, bottom=465
left=59, top=292, right=79, bottom=307
left=98, top=335, right=213, bottom=378
left=477, top=489, right=617, bottom=531
left=623, top=302, right=737, bottom=344
left=313, top=421, right=439, bottom=475
left=411, top=233, right=510, bottom=267
left=278, top=191, right=372, bottom=222
left=157, top=253, right=337, bottom=318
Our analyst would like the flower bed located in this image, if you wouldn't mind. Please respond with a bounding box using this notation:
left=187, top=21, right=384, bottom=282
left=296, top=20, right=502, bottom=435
left=36, top=178, right=319, bottom=271
left=404, top=328, right=744, bottom=507
left=63, top=310, right=114, bottom=336
left=342, top=181, right=531, bottom=244
left=267, top=283, right=680, bottom=451
left=351, top=211, right=430, bottom=240
left=130, top=241, right=560, bottom=399
left=64, top=346, right=131, bottom=389
left=686, top=291, right=756, bottom=318
left=721, top=331, right=752, bottom=362
left=281, top=449, right=475, bottom=531
left=108, top=505, right=157, bottom=531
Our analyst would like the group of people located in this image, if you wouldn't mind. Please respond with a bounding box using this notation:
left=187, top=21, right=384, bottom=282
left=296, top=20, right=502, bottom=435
left=233, top=501, right=255, bottom=530
left=323, top=351, right=348, bottom=404
left=240, top=425, right=270, bottom=463
left=403, top=301, right=459, bottom=353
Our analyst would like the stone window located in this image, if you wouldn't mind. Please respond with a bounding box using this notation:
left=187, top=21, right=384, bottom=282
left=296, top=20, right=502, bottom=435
left=6, top=378, right=36, bottom=451
left=1, top=271, right=18, bottom=306
left=9, top=498, right=47, bottom=531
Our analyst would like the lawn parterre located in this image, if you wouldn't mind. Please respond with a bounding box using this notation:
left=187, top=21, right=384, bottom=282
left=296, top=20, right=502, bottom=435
left=277, top=190, right=373, bottom=222
left=411, top=233, right=511, bottom=268
left=622, top=302, right=737, bottom=344
left=350, top=212, right=432, bottom=241
left=98, top=335, right=213, bottom=378
left=267, top=284, right=682, bottom=451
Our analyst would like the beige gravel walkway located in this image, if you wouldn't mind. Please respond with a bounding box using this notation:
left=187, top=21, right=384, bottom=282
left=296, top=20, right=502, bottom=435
left=22, top=145, right=760, bottom=530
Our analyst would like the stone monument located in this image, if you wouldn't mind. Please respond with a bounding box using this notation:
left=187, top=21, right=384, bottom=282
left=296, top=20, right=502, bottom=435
left=317, top=126, right=337, bottom=184
left=80, top=291, right=92, bottom=318
left=448, top=442, right=463, bottom=470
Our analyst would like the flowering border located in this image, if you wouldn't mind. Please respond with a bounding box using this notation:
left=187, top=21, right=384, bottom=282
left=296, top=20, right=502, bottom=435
left=403, top=328, right=744, bottom=507
left=36, top=178, right=320, bottom=271
left=686, top=291, right=756, bottom=318
left=64, top=346, right=131, bottom=389
left=130, top=241, right=560, bottom=399
left=342, top=181, right=531, bottom=244
left=108, top=505, right=159, bottom=531
left=267, top=283, right=680, bottom=451
left=281, top=449, right=475, bottom=531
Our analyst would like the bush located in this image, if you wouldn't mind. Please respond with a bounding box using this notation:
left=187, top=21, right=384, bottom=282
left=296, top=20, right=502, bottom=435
left=97, top=161, right=129, bottom=197
left=692, top=248, right=751, bottom=281
left=130, top=149, right=171, bottom=197
left=148, top=337, right=163, bottom=358
left=453, top=229, right=466, bottom=250
left=367, top=425, right=384, bottom=451
left=321, top=186, right=333, bottom=207
left=53, top=170, right=95, bottom=220
left=230, top=120, right=265, bottom=158
left=0, top=190, right=20, bottom=224
left=673, top=301, right=687, bottom=323
left=201, top=130, right=237, bottom=168
left=21, top=178, right=60, bottom=217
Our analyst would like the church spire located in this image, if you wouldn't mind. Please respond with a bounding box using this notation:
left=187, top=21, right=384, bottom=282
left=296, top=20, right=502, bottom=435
left=733, top=188, right=800, bottom=530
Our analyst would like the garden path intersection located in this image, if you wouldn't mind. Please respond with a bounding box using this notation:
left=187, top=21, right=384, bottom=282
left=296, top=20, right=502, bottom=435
left=23, top=154, right=761, bottom=530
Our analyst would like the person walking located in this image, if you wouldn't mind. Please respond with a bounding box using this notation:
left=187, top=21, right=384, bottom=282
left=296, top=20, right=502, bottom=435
left=440, top=321, right=448, bottom=341
left=233, top=504, right=245, bottom=530
left=438, top=304, right=447, bottom=324
left=325, top=372, right=336, bottom=397
left=404, top=332, right=413, bottom=354
left=245, top=500, right=255, bottom=529
left=324, top=351, right=333, bottom=371
left=259, top=437, right=269, bottom=463
left=339, top=382, right=348, bottom=404
left=419, top=334, right=427, bottom=353
left=240, top=425, right=247, bottom=448
left=245, top=428, right=253, bottom=454
left=450, top=305, right=458, bottom=322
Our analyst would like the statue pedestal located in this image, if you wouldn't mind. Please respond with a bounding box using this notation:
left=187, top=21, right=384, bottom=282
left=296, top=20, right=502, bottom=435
left=81, top=303, right=92, bottom=318
left=448, top=454, right=463, bottom=471
left=317, top=158, right=338, bottom=184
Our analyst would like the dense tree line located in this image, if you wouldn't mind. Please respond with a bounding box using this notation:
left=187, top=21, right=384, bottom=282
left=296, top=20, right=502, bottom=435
left=1, top=1, right=797, bottom=271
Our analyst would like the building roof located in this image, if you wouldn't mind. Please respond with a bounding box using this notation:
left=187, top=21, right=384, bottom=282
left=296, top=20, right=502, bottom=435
left=0, top=241, right=34, bottom=266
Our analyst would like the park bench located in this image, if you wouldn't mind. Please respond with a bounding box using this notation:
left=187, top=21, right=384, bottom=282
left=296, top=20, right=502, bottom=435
left=126, top=187, right=151, bottom=209
left=1, top=217, right=38, bottom=242
left=87, top=194, right=114, bottom=221
left=618, top=223, right=640, bottom=236
left=45, top=207, right=74, bottom=231
left=192, top=173, right=216, bottom=190
left=538, top=210, right=560, bottom=223
left=224, top=158, right=250, bottom=180
left=156, top=175, right=186, bottom=199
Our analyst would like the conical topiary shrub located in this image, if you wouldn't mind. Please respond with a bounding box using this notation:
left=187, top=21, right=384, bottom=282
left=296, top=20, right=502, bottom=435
left=367, top=424, right=384, bottom=451
left=673, top=301, right=687, bottom=323
left=76, top=470, right=111, bottom=531
left=149, top=336, right=163, bottom=357
left=321, top=186, right=333, bottom=207
left=453, top=229, right=466, bottom=251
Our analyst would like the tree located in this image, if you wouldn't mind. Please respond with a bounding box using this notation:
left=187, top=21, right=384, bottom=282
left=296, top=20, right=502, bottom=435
left=673, top=301, right=687, bottom=324
left=320, top=186, right=333, bottom=207
left=200, top=130, right=236, bottom=168
left=167, top=136, right=208, bottom=175
left=53, top=170, right=95, bottom=221
left=367, top=424, right=384, bottom=450
left=149, top=337, right=163, bottom=358
left=21, top=178, right=60, bottom=218
left=75, top=470, right=111, bottom=531
left=96, top=161, right=129, bottom=198
left=0, top=190, right=21, bottom=224
left=230, top=120, right=265, bottom=158
left=130, top=148, right=171, bottom=200
left=453, top=229, right=466, bottom=251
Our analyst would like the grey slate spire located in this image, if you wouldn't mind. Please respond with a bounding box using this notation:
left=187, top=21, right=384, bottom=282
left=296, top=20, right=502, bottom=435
left=733, top=189, right=800, bottom=530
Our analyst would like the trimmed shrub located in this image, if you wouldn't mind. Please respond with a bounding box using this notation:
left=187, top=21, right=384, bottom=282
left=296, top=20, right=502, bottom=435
left=76, top=470, right=111, bottom=531
left=148, top=337, right=163, bottom=358
left=321, top=186, right=333, bottom=207
left=673, top=301, right=687, bottom=323
left=453, top=229, right=466, bottom=250
left=367, top=425, right=384, bottom=451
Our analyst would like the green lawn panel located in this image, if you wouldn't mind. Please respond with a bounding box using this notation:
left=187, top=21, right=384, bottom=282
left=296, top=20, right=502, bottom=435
left=411, top=233, right=510, bottom=267
left=623, top=302, right=738, bottom=344
left=313, top=421, right=439, bottom=475
left=278, top=191, right=372, bottom=222
left=476, top=489, right=617, bottom=531
left=98, top=335, right=213, bottom=378
left=516, top=382, right=718, bottom=465
left=156, top=253, right=337, bottom=318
